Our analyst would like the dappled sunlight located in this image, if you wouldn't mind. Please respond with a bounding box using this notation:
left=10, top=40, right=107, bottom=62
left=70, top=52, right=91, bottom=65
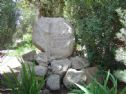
left=0, top=0, right=126, bottom=94
left=0, top=56, right=21, bottom=74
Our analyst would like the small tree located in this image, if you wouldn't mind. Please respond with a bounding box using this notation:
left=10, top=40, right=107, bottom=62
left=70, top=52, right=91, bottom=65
left=26, top=0, right=64, bottom=17
left=0, top=0, right=17, bottom=49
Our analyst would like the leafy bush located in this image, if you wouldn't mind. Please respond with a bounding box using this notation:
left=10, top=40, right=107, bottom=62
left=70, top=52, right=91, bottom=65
left=69, top=71, right=117, bottom=94
left=27, top=0, right=64, bottom=17
left=0, top=0, right=17, bottom=49
left=64, top=0, right=126, bottom=69
left=8, top=33, right=36, bottom=56
left=14, top=0, right=35, bottom=39
left=2, top=63, right=45, bottom=94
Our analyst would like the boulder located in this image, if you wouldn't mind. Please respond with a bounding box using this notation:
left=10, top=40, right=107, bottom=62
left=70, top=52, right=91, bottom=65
left=50, top=59, right=71, bottom=76
left=33, top=17, right=75, bottom=59
left=34, top=52, right=49, bottom=66
left=34, top=65, right=48, bottom=76
left=70, top=56, right=89, bottom=70
left=22, top=50, right=36, bottom=61
left=46, top=74, right=61, bottom=90
left=63, top=69, right=86, bottom=88
left=84, top=67, right=98, bottom=84
left=0, top=56, right=21, bottom=74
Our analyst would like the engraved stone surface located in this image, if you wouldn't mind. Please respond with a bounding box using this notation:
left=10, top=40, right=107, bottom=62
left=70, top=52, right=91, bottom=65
left=33, top=17, right=75, bottom=59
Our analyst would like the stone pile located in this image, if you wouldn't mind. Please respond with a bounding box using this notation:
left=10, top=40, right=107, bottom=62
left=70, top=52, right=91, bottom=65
left=22, top=17, right=98, bottom=92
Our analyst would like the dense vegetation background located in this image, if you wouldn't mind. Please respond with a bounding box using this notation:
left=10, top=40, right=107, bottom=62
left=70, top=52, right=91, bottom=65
left=0, top=0, right=17, bottom=49
left=0, top=0, right=126, bottom=71
left=1, top=0, right=126, bottom=94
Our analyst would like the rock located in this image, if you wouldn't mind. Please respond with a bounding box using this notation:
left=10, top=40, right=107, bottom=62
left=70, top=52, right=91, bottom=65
left=84, top=67, right=98, bottom=84
left=34, top=66, right=48, bottom=76
left=50, top=59, right=71, bottom=76
left=63, top=69, right=86, bottom=88
left=0, top=56, right=21, bottom=74
left=33, top=17, right=75, bottom=59
left=46, top=74, right=61, bottom=90
left=34, top=52, right=49, bottom=66
left=22, top=50, right=36, bottom=61
left=0, top=50, right=14, bottom=54
left=70, top=56, right=89, bottom=70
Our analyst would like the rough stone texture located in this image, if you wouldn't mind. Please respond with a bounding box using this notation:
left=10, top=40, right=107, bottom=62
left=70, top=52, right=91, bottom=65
left=0, top=56, right=21, bottom=74
left=50, top=59, right=71, bottom=75
left=63, top=68, right=86, bottom=88
left=46, top=74, right=61, bottom=90
left=22, top=50, right=36, bottom=61
left=34, top=52, right=49, bottom=66
left=84, top=67, right=98, bottom=84
left=34, top=65, right=48, bottom=76
left=70, top=56, right=89, bottom=70
left=33, top=17, right=75, bottom=59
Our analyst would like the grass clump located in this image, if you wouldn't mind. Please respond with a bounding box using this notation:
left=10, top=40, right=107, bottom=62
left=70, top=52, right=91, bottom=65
left=2, top=63, right=45, bottom=94
left=69, top=71, right=117, bottom=94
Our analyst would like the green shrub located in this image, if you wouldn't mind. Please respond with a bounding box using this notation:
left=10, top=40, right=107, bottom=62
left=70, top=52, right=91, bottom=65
left=2, top=63, right=45, bottom=94
left=8, top=33, right=36, bottom=56
left=64, top=0, right=126, bottom=69
left=27, top=0, right=64, bottom=17
left=120, top=86, right=126, bottom=94
left=0, top=0, right=17, bottom=49
left=69, top=71, right=117, bottom=94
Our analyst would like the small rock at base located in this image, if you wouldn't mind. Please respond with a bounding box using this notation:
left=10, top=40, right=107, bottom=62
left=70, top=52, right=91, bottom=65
left=46, top=74, right=61, bottom=90
left=34, top=65, right=48, bottom=76
left=34, top=52, right=49, bottom=66
left=22, top=50, right=36, bottom=61
left=70, top=56, right=89, bottom=70
left=50, top=59, right=71, bottom=76
left=84, top=67, right=98, bottom=84
left=63, top=68, right=86, bottom=89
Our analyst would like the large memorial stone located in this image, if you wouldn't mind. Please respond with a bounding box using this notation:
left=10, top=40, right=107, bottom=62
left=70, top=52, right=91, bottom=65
left=33, top=17, right=75, bottom=59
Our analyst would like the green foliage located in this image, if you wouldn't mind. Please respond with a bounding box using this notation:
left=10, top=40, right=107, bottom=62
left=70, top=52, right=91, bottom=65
left=69, top=71, right=117, bottom=94
left=9, top=33, right=35, bottom=56
left=120, top=86, right=126, bottom=94
left=27, top=0, right=64, bottom=17
left=16, top=0, right=35, bottom=34
left=0, top=0, right=17, bottom=49
left=64, top=0, right=126, bottom=69
left=10, top=0, right=36, bottom=56
left=2, top=63, right=45, bottom=94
